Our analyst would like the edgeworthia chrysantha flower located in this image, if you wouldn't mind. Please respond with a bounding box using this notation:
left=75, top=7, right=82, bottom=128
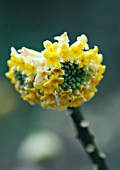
left=6, top=32, right=106, bottom=110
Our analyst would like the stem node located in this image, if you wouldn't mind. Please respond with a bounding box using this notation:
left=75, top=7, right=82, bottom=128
left=68, top=107, right=109, bottom=170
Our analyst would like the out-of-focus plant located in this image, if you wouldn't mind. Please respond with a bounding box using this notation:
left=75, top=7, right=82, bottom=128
left=18, top=131, right=63, bottom=165
left=0, top=79, right=20, bottom=116
left=12, top=165, right=44, bottom=170
left=6, top=32, right=108, bottom=170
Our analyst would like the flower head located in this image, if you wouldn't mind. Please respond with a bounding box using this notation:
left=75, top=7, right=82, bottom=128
left=6, top=32, right=106, bottom=110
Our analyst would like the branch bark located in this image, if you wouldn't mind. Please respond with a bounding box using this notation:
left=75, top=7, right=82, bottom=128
left=68, top=107, right=109, bottom=170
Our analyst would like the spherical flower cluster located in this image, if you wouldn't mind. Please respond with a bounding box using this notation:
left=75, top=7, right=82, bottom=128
left=6, top=32, right=106, bottom=110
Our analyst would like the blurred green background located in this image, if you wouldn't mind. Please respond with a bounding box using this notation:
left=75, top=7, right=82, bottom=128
left=0, top=0, right=120, bottom=170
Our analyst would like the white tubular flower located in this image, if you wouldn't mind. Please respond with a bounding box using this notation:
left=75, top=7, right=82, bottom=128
left=18, top=47, right=42, bottom=58
left=34, top=68, right=50, bottom=84
left=77, top=34, right=89, bottom=50
left=18, top=47, right=44, bottom=64
left=54, top=32, right=69, bottom=44
left=11, top=47, right=20, bottom=58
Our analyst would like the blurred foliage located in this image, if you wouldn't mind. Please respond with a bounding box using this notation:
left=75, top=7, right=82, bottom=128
left=0, top=79, right=20, bottom=116
left=18, top=131, right=64, bottom=165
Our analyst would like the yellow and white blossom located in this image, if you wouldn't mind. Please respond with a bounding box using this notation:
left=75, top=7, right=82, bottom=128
left=6, top=32, right=106, bottom=110
left=54, top=32, right=69, bottom=44
left=77, top=34, right=89, bottom=50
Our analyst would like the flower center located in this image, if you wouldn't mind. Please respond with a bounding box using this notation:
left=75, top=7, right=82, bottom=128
left=60, top=62, right=92, bottom=91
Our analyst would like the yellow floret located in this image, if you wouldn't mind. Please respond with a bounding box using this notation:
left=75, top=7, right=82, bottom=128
left=43, top=51, right=60, bottom=66
left=25, top=62, right=36, bottom=75
left=59, top=43, right=70, bottom=62
left=44, top=75, right=64, bottom=89
left=70, top=42, right=83, bottom=60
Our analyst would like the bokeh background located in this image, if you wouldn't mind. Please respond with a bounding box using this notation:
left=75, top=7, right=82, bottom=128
left=0, top=0, right=120, bottom=169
